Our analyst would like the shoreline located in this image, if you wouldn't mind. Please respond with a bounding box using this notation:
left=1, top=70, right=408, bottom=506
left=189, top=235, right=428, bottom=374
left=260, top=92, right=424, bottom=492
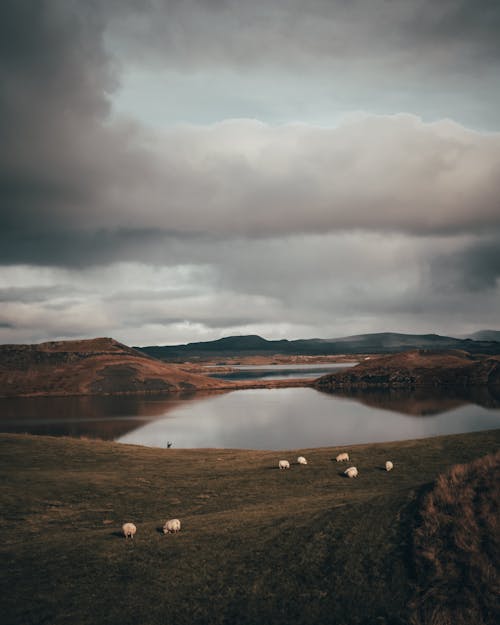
left=0, top=376, right=315, bottom=398
left=2, top=425, right=499, bottom=452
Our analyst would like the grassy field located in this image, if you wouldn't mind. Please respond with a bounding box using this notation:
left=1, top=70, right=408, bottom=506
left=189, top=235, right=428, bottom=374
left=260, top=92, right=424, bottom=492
left=1, top=429, right=499, bottom=625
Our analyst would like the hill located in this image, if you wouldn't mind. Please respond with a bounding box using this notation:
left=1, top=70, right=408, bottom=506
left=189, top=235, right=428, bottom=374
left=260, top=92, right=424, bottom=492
left=411, top=450, right=500, bottom=625
left=315, top=349, right=500, bottom=391
left=0, top=337, right=225, bottom=397
left=138, top=332, right=500, bottom=360
left=1, top=430, right=498, bottom=625
left=467, top=329, right=500, bottom=342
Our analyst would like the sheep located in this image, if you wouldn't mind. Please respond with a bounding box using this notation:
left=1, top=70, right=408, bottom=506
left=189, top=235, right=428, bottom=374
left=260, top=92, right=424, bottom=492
left=344, top=466, right=359, bottom=478
left=278, top=460, right=290, bottom=470
left=122, top=522, right=137, bottom=539
left=385, top=461, right=394, bottom=472
left=297, top=456, right=308, bottom=465
left=336, top=452, right=350, bottom=462
left=163, top=518, right=181, bottom=534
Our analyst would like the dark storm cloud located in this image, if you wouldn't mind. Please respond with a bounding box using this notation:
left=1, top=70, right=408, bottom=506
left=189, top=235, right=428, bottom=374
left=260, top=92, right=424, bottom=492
left=459, top=240, right=500, bottom=290
left=0, top=285, right=71, bottom=303
left=0, top=228, right=181, bottom=267
left=406, top=1, right=500, bottom=57
left=431, top=237, right=500, bottom=292
left=2, top=1, right=500, bottom=269
left=0, top=0, right=159, bottom=265
left=109, top=0, right=500, bottom=72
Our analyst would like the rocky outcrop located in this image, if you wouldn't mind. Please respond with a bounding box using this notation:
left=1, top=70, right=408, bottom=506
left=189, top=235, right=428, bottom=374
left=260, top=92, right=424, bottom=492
left=314, top=350, right=500, bottom=391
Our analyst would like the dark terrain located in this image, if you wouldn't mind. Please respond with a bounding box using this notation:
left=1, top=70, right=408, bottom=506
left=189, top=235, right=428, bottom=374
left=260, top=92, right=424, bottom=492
left=1, top=430, right=498, bottom=625
left=315, top=349, right=500, bottom=392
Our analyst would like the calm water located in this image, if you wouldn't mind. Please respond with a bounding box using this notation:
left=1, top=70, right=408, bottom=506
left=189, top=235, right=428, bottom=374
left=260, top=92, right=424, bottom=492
left=1, top=386, right=499, bottom=449
left=207, top=363, right=355, bottom=381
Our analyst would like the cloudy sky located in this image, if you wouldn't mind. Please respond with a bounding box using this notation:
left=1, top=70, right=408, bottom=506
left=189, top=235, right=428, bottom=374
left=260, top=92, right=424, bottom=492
left=1, top=0, right=499, bottom=346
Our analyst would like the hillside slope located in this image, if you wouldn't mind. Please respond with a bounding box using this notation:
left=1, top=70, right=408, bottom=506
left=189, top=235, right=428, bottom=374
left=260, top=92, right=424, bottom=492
left=411, top=450, right=500, bottom=625
left=1, top=430, right=498, bottom=625
left=315, top=349, right=500, bottom=391
left=0, top=337, right=225, bottom=397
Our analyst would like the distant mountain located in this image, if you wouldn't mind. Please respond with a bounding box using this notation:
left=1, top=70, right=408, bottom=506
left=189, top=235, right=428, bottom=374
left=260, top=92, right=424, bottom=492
left=137, top=332, right=500, bottom=360
left=467, top=330, right=500, bottom=342
left=0, top=337, right=224, bottom=397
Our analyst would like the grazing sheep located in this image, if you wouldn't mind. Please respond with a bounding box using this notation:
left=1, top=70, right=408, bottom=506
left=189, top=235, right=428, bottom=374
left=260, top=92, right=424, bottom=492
left=385, top=461, right=394, bottom=472
left=278, top=460, right=290, bottom=470
left=336, top=452, right=350, bottom=462
left=163, top=518, right=181, bottom=534
left=122, top=522, right=137, bottom=539
left=297, top=456, right=308, bottom=465
left=344, top=466, right=359, bottom=478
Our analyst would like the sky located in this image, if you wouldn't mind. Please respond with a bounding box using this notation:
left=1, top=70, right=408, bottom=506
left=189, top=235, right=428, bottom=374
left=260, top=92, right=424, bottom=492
left=1, top=0, right=499, bottom=346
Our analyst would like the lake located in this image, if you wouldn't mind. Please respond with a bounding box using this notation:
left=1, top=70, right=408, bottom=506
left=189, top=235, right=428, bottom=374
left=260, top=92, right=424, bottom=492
left=1, top=386, right=499, bottom=450
left=206, top=363, right=355, bottom=381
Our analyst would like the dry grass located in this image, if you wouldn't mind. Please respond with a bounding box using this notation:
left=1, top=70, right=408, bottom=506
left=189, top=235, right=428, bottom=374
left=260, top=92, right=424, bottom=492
left=1, top=430, right=499, bottom=625
left=411, top=451, right=500, bottom=625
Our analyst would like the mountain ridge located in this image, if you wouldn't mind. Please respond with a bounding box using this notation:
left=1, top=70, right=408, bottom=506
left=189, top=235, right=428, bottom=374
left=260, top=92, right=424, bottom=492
left=137, top=331, right=500, bottom=360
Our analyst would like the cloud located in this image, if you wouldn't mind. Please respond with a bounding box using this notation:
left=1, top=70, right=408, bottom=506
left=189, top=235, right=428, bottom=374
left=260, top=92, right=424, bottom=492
left=431, top=236, right=500, bottom=292
left=2, top=114, right=500, bottom=268
left=2, top=2, right=500, bottom=270
left=1, top=232, right=499, bottom=345
left=1, top=1, right=499, bottom=344
left=108, top=0, right=500, bottom=74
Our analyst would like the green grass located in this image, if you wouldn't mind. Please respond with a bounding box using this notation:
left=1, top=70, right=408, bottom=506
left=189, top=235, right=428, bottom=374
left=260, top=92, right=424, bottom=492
left=1, top=429, right=499, bottom=625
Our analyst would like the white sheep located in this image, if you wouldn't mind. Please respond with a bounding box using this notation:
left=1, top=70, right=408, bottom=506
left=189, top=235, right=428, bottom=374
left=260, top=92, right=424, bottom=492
left=122, top=522, right=137, bottom=539
left=385, top=461, right=394, bottom=472
left=278, top=460, right=290, bottom=470
left=163, top=518, right=181, bottom=534
left=336, top=452, right=350, bottom=462
left=344, top=466, right=359, bottom=478
left=297, top=456, right=308, bottom=465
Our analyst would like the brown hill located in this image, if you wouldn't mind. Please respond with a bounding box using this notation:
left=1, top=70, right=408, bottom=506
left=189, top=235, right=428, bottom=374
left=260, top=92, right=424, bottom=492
left=0, top=338, right=226, bottom=397
left=411, top=451, right=500, bottom=625
left=315, top=349, right=500, bottom=391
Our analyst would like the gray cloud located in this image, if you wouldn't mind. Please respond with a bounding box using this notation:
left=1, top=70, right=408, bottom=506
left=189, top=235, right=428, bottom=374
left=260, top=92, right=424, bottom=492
left=2, top=115, right=500, bottom=268
left=1, top=232, right=498, bottom=345
left=0, top=285, right=72, bottom=303
left=2, top=2, right=500, bottom=269
left=108, top=1, right=500, bottom=73
left=431, top=236, right=500, bottom=292
left=110, top=1, right=500, bottom=129
left=1, top=1, right=499, bottom=344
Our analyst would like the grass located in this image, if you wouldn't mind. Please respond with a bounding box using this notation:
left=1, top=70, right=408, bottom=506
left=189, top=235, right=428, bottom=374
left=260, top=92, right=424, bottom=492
left=410, top=450, right=499, bottom=625
left=0, top=429, right=499, bottom=625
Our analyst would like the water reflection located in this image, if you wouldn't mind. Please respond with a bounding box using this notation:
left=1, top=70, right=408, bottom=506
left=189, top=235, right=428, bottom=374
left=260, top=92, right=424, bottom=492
left=1, top=387, right=499, bottom=449
left=208, top=363, right=354, bottom=381
left=0, top=392, right=209, bottom=440
left=316, top=386, right=500, bottom=416
left=117, top=387, right=500, bottom=450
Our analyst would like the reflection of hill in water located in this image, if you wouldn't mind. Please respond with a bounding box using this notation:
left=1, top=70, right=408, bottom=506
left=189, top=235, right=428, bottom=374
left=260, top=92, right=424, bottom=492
left=317, top=387, right=500, bottom=416
left=0, top=392, right=208, bottom=439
